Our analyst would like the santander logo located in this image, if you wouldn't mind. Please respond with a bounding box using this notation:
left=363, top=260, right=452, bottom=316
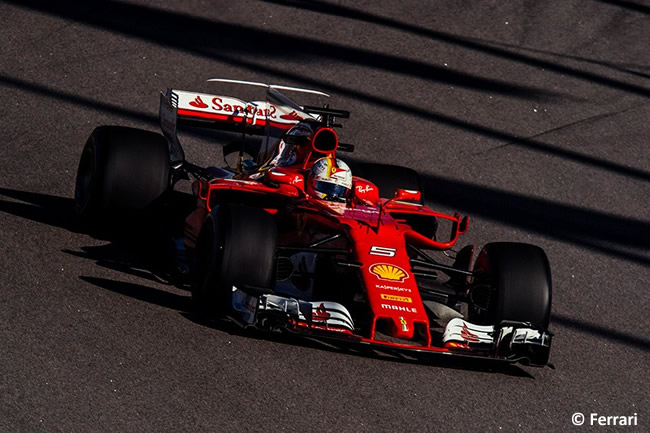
left=189, top=96, right=208, bottom=109
left=460, top=323, right=479, bottom=342
left=313, top=303, right=331, bottom=322
left=280, top=110, right=304, bottom=121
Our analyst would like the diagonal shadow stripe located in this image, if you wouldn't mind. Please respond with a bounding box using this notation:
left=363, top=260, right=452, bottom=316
left=3, top=72, right=649, bottom=183
left=79, top=276, right=190, bottom=311
left=262, top=0, right=650, bottom=97
left=3, top=0, right=556, bottom=100
left=0, top=75, right=157, bottom=126
left=591, top=0, right=650, bottom=14
left=553, top=314, right=650, bottom=352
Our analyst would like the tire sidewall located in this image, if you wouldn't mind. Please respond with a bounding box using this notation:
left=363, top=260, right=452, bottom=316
left=191, top=204, right=277, bottom=312
left=73, top=126, right=170, bottom=223
left=472, top=242, right=552, bottom=329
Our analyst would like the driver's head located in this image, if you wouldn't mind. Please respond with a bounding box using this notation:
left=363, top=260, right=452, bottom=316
left=307, top=157, right=352, bottom=201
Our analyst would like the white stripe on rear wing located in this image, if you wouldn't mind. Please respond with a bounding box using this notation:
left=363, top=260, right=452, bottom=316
left=207, top=78, right=330, bottom=97
left=168, top=89, right=317, bottom=133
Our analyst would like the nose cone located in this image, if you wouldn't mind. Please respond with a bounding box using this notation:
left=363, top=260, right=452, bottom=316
left=376, top=305, right=418, bottom=340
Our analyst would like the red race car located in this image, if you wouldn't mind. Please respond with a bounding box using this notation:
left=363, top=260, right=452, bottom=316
left=74, top=79, right=553, bottom=367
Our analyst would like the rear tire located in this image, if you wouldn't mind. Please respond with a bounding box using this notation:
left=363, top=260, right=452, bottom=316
left=191, top=204, right=277, bottom=312
left=74, top=126, right=170, bottom=223
left=470, top=242, right=552, bottom=329
left=349, top=162, right=423, bottom=203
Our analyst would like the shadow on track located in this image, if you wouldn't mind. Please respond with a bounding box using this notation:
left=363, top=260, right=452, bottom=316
left=591, top=0, right=650, bottom=14
left=261, top=0, right=650, bottom=95
left=0, top=187, right=78, bottom=232
left=418, top=172, right=650, bottom=266
left=5, top=0, right=551, bottom=100
left=553, top=314, right=650, bottom=353
left=3, top=71, right=650, bottom=184
left=0, top=186, right=188, bottom=287
left=5, top=1, right=650, bottom=182
left=0, top=75, right=158, bottom=127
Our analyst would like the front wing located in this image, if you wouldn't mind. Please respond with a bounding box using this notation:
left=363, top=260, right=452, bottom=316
left=231, top=289, right=553, bottom=368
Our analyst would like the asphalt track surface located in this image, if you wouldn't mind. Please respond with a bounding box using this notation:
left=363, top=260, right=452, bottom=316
left=1, top=1, right=649, bottom=432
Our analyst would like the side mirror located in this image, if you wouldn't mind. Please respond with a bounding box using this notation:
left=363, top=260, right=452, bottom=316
left=459, top=216, right=470, bottom=234
left=394, top=188, right=421, bottom=202
left=266, top=169, right=289, bottom=184
left=451, top=213, right=470, bottom=239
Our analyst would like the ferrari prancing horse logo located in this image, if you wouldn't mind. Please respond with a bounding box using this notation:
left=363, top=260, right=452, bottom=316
left=369, top=263, right=409, bottom=282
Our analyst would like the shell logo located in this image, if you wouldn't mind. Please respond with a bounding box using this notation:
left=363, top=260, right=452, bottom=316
left=369, top=263, right=409, bottom=282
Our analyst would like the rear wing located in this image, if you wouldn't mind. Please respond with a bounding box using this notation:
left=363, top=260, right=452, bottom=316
left=158, top=81, right=351, bottom=166
left=175, top=89, right=316, bottom=131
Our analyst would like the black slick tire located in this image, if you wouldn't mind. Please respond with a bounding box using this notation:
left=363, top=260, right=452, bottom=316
left=74, top=125, right=170, bottom=224
left=191, top=204, right=277, bottom=313
left=470, top=242, right=552, bottom=329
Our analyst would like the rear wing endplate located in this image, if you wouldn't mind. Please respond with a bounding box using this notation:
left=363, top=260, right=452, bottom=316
left=159, top=90, right=185, bottom=167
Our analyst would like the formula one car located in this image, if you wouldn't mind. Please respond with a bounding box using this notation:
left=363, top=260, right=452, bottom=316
left=74, top=79, right=553, bottom=367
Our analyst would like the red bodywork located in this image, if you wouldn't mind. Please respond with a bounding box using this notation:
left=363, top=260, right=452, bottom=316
left=162, top=87, right=551, bottom=366
left=185, top=161, right=469, bottom=353
left=176, top=89, right=472, bottom=353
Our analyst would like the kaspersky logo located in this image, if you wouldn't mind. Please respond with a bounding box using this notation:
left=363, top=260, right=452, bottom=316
left=369, top=263, right=409, bottom=282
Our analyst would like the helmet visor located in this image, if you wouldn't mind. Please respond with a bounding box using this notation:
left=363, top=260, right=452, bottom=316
left=314, top=181, right=350, bottom=199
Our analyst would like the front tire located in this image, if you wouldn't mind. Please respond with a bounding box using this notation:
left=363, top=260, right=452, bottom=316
left=191, top=204, right=277, bottom=312
left=470, top=242, right=552, bottom=329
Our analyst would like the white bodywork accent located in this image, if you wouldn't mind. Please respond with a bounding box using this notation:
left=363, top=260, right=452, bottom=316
left=442, top=317, right=495, bottom=346
left=207, top=78, right=330, bottom=97
left=497, top=326, right=551, bottom=349
left=174, top=89, right=317, bottom=128
left=258, top=295, right=355, bottom=331
left=231, top=286, right=258, bottom=325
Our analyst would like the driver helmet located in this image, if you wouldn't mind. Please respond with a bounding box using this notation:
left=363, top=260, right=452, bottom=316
left=307, top=157, right=352, bottom=201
